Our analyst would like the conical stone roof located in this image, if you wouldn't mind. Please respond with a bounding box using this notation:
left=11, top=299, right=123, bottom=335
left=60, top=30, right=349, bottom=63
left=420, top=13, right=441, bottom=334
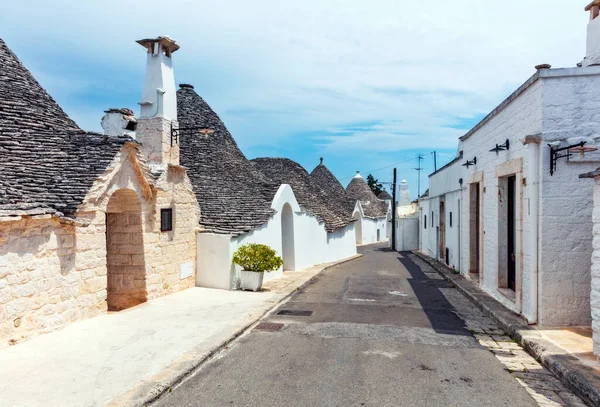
left=346, top=173, right=389, bottom=219
left=252, top=158, right=355, bottom=232
left=309, top=161, right=356, bottom=215
left=0, top=38, right=131, bottom=217
left=177, top=85, right=277, bottom=235
left=0, top=39, right=79, bottom=133
left=377, top=190, right=392, bottom=200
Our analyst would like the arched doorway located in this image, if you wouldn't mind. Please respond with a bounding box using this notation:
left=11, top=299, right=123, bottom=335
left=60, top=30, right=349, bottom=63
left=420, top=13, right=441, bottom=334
left=354, top=213, right=363, bottom=245
left=281, top=203, right=295, bottom=271
left=105, top=189, right=146, bottom=311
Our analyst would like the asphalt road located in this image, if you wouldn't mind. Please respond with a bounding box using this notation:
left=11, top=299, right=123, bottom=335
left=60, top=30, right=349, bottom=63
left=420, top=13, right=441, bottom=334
left=154, top=244, right=538, bottom=407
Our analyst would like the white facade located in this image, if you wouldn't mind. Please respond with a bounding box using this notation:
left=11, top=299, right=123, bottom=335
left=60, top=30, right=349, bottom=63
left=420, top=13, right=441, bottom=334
left=196, top=185, right=357, bottom=290
left=420, top=66, right=600, bottom=326
left=394, top=181, right=420, bottom=252
left=352, top=202, right=388, bottom=245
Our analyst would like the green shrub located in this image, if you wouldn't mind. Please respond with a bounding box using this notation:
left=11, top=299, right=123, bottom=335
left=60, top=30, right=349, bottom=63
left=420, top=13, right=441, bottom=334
left=232, top=243, right=283, bottom=272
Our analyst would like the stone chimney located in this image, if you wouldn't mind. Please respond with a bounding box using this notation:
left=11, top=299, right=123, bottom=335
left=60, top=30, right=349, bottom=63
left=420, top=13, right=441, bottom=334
left=101, top=108, right=137, bottom=138
left=135, top=36, right=180, bottom=167
left=584, top=1, right=600, bottom=66
left=398, top=180, right=411, bottom=207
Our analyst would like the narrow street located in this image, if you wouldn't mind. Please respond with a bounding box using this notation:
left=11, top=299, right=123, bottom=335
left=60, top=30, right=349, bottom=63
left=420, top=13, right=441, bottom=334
left=154, top=244, right=584, bottom=407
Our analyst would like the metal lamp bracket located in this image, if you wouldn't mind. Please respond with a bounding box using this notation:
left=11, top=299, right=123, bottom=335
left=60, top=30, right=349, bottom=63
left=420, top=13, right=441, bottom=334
left=462, top=157, right=477, bottom=168
left=549, top=141, right=586, bottom=176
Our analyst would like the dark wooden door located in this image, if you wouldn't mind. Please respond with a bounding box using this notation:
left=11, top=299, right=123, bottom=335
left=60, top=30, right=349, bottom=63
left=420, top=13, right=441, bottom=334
left=507, top=176, right=516, bottom=291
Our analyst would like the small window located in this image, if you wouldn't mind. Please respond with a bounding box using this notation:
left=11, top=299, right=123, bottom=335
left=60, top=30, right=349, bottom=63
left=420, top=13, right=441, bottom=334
left=431, top=212, right=434, bottom=227
left=424, top=215, right=427, bottom=229
left=449, top=212, right=453, bottom=227
left=161, top=208, right=173, bottom=232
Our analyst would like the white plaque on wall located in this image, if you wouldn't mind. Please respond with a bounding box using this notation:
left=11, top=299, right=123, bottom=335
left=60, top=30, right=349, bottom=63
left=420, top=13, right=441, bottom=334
left=180, top=262, right=194, bottom=279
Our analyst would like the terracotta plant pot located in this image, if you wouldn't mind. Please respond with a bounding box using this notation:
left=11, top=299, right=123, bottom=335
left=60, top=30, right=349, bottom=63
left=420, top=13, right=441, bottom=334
left=240, top=270, right=264, bottom=292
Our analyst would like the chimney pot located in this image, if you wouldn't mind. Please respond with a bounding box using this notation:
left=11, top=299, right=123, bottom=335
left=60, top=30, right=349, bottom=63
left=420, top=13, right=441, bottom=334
left=535, top=64, right=552, bottom=70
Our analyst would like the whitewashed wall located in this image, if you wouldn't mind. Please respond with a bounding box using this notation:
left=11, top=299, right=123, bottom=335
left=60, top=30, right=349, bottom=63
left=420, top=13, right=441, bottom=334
left=421, top=67, right=600, bottom=326
left=396, top=215, right=419, bottom=251
left=353, top=204, right=388, bottom=245
left=537, top=69, right=600, bottom=325
left=196, top=184, right=357, bottom=290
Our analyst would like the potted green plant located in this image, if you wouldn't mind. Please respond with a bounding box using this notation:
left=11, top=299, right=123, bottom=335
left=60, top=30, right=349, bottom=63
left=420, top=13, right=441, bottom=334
left=232, top=243, right=283, bottom=291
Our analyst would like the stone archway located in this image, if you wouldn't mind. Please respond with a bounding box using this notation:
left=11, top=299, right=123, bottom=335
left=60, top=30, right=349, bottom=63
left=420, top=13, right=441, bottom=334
left=105, top=189, right=147, bottom=311
left=281, top=203, right=295, bottom=271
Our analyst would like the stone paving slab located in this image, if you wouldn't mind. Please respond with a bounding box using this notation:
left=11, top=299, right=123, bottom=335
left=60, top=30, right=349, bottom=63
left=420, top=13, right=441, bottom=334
left=414, top=251, right=600, bottom=407
left=0, top=254, right=361, bottom=407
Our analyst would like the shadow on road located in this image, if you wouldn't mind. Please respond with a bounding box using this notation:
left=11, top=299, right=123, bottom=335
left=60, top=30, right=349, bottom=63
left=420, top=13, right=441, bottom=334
left=397, top=251, right=471, bottom=337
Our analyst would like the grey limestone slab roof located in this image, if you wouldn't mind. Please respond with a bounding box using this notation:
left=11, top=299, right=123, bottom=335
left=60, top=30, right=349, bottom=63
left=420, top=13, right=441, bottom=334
left=309, top=161, right=357, bottom=215
left=177, top=85, right=277, bottom=236
left=377, top=190, right=392, bottom=200
left=346, top=175, right=389, bottom=219
left=251, top=158, right=355, bottom=232
left=0, top=38, right=131, bottom=217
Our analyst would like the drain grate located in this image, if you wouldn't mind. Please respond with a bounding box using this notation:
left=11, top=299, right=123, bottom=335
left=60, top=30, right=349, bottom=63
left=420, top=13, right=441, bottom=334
left=254, top=322, right=284, bottom=332
left=277, top=310, right=313, bottom=317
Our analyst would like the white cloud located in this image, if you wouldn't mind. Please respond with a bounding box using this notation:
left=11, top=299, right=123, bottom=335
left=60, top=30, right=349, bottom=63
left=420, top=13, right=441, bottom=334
left=0, top=0, right=589, bottom=154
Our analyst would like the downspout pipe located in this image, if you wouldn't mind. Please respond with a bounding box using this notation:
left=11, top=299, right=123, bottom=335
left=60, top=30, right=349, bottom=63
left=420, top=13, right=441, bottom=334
left=524, top=135, right=542, bottom=324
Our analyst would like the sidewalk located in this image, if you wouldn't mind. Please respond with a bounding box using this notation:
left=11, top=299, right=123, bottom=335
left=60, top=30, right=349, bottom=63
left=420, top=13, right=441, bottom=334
left=0, top=255, right=361, bottom=407
left=414, top=251, right=600, bottom=407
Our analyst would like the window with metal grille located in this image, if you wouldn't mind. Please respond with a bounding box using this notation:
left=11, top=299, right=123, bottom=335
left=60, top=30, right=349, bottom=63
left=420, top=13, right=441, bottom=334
left=161, top=208, right=173, bottom=232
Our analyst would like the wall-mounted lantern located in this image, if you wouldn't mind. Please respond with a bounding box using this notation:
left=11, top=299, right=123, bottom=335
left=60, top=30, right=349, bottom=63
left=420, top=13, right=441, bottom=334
left=170, top=124, right=215, bottom=146
left=462, top=157, right=477, bottom=168
left=490, top=139, right=510, bottom=153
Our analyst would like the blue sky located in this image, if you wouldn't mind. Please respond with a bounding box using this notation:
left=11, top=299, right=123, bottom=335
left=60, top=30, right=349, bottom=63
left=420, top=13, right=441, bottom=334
left=0, top=0, right=588, bottom=199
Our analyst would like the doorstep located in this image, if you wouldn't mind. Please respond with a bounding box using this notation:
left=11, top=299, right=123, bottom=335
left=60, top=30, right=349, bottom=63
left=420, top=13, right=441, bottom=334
left=414, top=251, right=600, bottom=407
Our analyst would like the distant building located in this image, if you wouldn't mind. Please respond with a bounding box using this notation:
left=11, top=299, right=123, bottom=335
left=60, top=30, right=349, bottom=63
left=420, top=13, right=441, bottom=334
left=394, top=180, right=419, bottom=251
left=346, top=172, right=390, bottom=244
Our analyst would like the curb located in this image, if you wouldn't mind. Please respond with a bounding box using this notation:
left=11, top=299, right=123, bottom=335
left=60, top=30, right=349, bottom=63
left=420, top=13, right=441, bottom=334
left=111, top=253, right=364, bottom=407
left=413, top=251, right=600, bottom=407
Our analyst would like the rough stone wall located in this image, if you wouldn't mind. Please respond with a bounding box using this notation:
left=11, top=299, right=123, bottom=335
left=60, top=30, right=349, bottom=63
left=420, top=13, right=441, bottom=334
left=136, top=117, right=180, bottom=167
left=538, top=72, right=600, bottom=326
left=145, top=167, right=199, bottom=298
left=0, top=144, right=200, bottom=347
left=0, top=213, right=107, bottom=348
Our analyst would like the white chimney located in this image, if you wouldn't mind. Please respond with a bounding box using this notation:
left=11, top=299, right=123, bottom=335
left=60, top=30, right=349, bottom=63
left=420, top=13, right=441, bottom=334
left=101, top=108, right=137, bottom=138
left=398, top=180, right=411, bottom=207
left=135, top=36, right=180, bottom=168
left=137, top=36, right=179, bottom=120
left=584, top=1, right=600, bottom=66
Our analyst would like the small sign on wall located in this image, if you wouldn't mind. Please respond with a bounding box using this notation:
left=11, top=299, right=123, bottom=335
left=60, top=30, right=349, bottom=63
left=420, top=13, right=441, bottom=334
left=180, top=262, right=194, bottom=279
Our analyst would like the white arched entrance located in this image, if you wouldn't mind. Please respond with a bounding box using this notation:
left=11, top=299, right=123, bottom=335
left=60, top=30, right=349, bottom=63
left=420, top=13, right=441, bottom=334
left=281, top=203, right=296, bottom=271
left=105, top=189, right=147, bottom=311
left=354, top=212, right=363, bottom=245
